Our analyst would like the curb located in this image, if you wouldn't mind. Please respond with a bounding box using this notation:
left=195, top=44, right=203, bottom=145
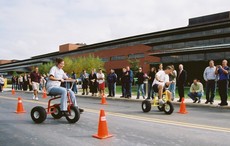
left=4, top=90, right=230, bottom=109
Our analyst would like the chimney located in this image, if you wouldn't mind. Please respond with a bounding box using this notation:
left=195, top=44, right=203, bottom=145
left=59, top=43, right=86, bottom=53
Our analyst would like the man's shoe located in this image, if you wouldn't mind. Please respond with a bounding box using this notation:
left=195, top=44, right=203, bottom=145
left=177, top=100, right=181, bottom=102
left=159, top=99, right=165, bottom=105
left=107, top=95, right=111, bottom=97
left=210, top=102, right=213, bottom=104
left=205, top=101, right=209, bottom=104
left=35, top=97, right=39, bottom=101
left=79, top=108, right=84, bottom=113
left=82, top=93, right=85, bottom=95
left=193, top=98, right=198, bottom=103
left=197, top=100, right=201, bottom=103
left=62, top=111, right=70, bottom=116
left=120, top=96, right=124, bottom=98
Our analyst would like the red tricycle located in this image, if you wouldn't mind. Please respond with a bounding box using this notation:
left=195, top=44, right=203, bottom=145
left=31, top=80, right=80, bottom=124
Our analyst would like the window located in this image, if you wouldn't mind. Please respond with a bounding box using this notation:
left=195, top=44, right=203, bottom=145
left=101, top=58, right=109, bottom=62
left=128, top=53, right=145, bottom=59
left=110, top=56, right=126, bottom=61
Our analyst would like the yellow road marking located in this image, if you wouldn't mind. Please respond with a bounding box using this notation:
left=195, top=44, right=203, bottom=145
left=1, top=95, right=230, bottom=133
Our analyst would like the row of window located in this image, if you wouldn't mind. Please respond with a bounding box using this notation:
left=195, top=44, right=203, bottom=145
left=153, top=36, right=230, bottom=50
left=161, top=52, right=230, bottom=63
left=101, top=53, right=145, bottom=62
left=152, top=27, right=230, bottom=48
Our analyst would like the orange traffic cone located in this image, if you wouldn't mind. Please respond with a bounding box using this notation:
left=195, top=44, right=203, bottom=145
left=178, top=98, right=188, bottom=114
left=15, top=97, right=26, bottom=114
left=93, top=109, right=113, bottom=139
left=12, top=88, right=15, bottom=95
left=101, top=94, right=107, bottom=105
left=42, top=89, right=47, bottom=98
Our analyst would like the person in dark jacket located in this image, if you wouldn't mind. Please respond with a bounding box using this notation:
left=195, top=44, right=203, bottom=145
left=89, top=69, right=98, bottom=96
left=107, top=69, right=117, bottom=97
left=81, top=70, right=89, bottom=95
left=136, top=67, right=146, bottom=99
left=147, top=67, right=156, bottom=99
left=120, top=68, right=127, bottom=98
left=177, top=64, right=187, bottom=102
left=125, top=66, right=133, bottom=98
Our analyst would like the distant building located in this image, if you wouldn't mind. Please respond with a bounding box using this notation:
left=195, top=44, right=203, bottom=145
left=1, top=11, right=230, bottom=83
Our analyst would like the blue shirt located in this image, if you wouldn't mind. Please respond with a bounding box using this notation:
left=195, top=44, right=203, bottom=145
left=218, top=66, right=229, bottom=80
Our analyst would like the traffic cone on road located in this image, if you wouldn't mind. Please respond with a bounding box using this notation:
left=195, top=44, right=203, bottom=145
left=42, top=89, right=47, bottom=98
left=12, top=88, right=15, bottom=95
left=15, top=97, right=26, bottom=114
left=178, top=97, right=188, bottom=114
left=93, top=109, right=113, bottom=139
left=101, top=94, right=107, bottom=105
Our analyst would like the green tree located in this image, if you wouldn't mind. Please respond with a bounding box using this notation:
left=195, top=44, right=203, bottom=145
left=39, top=62, right=55, bottom=74
left=72, top=54, right=105, bottom=77
left=128, top=59, right=140, bottom=75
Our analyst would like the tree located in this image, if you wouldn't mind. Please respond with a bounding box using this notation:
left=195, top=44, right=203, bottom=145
left=39, top=62, right=55, bottom=74
left=128, top=59, right=140, bottom=75
left=72, top=54, right=105, bottom=77
left=38, top=55, right=105, bottom=77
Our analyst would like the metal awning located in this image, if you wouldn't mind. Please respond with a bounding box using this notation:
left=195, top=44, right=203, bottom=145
left=150, top=43, right=230, bottom=56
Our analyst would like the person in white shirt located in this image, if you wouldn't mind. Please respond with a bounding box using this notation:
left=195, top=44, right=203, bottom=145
left=152, top=66, right=173, bottom=105
left=97, top=69, right=105, bottom=96
left=203, top=60, right=217, bottom=104
left=46, top=58, right=83, bottom=115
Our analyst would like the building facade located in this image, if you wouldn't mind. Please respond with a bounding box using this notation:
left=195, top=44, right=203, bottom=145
left=0, top=11, right=230, bottom=83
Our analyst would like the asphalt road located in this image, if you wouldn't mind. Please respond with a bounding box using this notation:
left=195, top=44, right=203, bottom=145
left=0, top=91, right=230, bottom=146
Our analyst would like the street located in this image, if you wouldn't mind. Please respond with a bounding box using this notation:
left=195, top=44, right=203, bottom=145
left=0, top=91, right=230, bottom=146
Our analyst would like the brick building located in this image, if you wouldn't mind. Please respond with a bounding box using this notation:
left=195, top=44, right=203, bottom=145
left=1, top=11, right=230, bottom=83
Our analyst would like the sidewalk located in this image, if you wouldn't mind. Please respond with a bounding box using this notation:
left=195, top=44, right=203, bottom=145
left=3, top=87, right=230, bottom=109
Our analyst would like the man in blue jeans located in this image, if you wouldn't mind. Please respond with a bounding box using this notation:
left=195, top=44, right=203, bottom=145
left=46, top=58, right=83, bottom=115
left=188, top=79, right=204, bottom=103
left=136, top=67, right=146, bottom=99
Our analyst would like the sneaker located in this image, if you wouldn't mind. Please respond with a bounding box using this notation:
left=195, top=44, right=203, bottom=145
left=79, top=108, right=84, bottom=113
left=159, top=99, right=165, bottom=105
left=32, top=95, right=35, bottom=100
left=35, top=97, right=39, bottom=101
left=205, top=101, right=209, bottom=104
left=193, top=98, right=198, bottom=103
left=61, top=111, right=70, bottom=116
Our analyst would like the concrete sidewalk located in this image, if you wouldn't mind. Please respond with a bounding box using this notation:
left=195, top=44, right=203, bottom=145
left=3, top=87, right=230, bottom=109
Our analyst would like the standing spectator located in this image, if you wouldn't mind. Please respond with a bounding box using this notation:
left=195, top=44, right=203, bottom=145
left=177, top=64, right=187, bottom=102
left=215, top=60, right=229, bottom=106
left=18, top=75, right=23, bottom=90
left=11, top=76, right=17, bottom=89
left=15, top=76, right=19, bottom=90
left=81, top=70, right=89, bottom=95
left=22, top=73, right=29, bottom=91
left=120, top=68, right=127, bottom=98
left=97, top=69, right=105, bottom=96
left=168, top=65, right=177, bottom=101
left=71, top=71, right=78, bottom=94
left=158, top=63, right=163, bottom=71
left=89, top=69, right=98, bottom=96
left=136, top=67, right=146, bottom=99
left=203, top=60, right=217, bottom=104
left=147, top=67, right=156, bottom=99
left=27, top=74, right=33, bottom=91
left=30, top=66, right=41, bottom=100
left=126, top=66, right=133, bottom=98
left=40, top=74, right=47, bottom=92
left=188, top=79, right=204, bottom=103
left=0, top=75, right=5, bottom=92
left=107, top=69, right=117, bottom=97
